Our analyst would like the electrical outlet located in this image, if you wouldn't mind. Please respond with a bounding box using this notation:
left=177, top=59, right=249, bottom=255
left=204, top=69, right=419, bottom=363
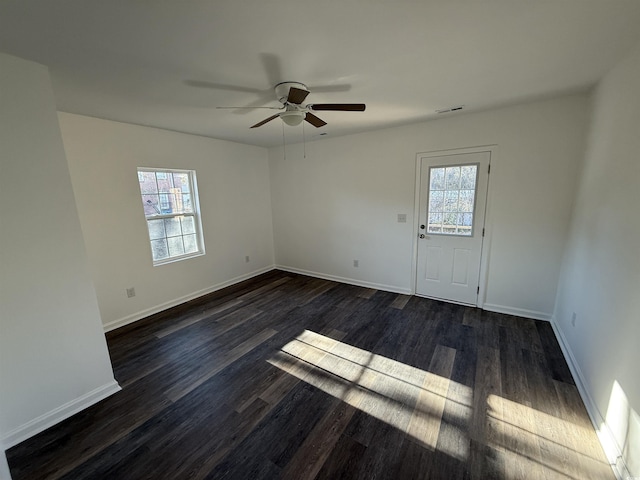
left=126, top=287, right=136, bottom=298
left=245, top=255, right=250, bottom=263
left=353, top=260, right=359, bottom=267
left=571, top=312, right=577, bottom=327
left=397, top=213, right=407, bottom=223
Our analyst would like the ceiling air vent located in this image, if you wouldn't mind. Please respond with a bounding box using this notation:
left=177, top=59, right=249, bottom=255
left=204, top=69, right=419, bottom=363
left=436, top=105, right=465, bottom=114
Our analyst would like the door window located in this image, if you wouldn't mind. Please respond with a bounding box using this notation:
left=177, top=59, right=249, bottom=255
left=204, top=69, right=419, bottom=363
left=427, top=164, right=477, bottom=236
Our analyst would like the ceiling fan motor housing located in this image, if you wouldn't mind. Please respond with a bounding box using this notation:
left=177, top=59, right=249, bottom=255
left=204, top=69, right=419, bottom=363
left=249, top=82, right=364, bottom=128
left=275, top=82, right=308, bottom=104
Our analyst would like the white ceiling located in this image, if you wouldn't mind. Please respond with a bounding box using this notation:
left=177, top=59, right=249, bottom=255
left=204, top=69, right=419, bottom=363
left=1, top=1, right=640, bottom=147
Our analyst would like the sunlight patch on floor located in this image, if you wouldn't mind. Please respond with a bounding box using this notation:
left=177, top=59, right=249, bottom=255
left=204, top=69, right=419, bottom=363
left=268, top=329, right=472, bottom=461
left=487, top=394, right=612, bottom=479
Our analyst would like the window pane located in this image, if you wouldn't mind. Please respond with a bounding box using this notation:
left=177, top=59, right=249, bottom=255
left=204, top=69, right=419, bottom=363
left=139, top=172, right=158, bottom=193
left=443, top=212, right=457, bottom=226
left=142, top=194, right=160, bottom=215
left=156, top=173, right=172, bottom=193
left=182, top=194, right=193, bottom=213
left=147, top=219, right=165, bottom=240
left=151, top=239, right=169, bottom=261
left=167, top=236, right=185, bottom=256
left=430, top=168, right=445, bottom=190
left=460, top=166, right=477, bottom=189
left=445, top=167, right=461, bottom=190
left=459, top=190, right=475, bottom=212
left=172, top=173, right=190, bottom=193
left=181, top=215, right=196, bottom=235
left=183, top=234, right=198, bottom=253
left=428, top=190, right=444, bottom=212
left=164, top=217, right=182, bottom=237
left=175, top=190, right=185, bottom=213
left=444, top=190, right=459, bottom=212
left=428, top=212, right=443, bottom=233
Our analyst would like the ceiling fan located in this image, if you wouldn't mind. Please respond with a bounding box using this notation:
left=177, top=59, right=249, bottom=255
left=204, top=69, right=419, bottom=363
left=219, top=82, right=366, bottom=129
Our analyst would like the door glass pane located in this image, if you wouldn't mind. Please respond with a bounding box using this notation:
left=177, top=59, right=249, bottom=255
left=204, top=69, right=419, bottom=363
left=445, top=167, right=461, bottom=190
left=460, top=165, right=477, bottom=189
left=427, top=164, right=478, bottom=236
left=430, top=167, right=445, bottom=190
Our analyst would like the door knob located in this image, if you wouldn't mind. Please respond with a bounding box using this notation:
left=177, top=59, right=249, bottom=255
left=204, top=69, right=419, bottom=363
left=419, top=234, right=426, bottom=239
left=420, top=224, right=426, bottom=230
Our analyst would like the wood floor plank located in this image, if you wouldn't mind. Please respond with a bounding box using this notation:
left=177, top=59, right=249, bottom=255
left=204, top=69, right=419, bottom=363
left=553, top=380, right=614, bottom=479
left=390, top=293, right=411, bottom=310
left=314, top=433, right=367, bottom=480
left=469, top=345, right=504, bottom=479
left=281, top=398, right=356, bottom=480
left=407, top=344, right=456, bottom=450
left=155, top=298, right=244, bottom=338
left=355, top=287, right=377, bottom=299
left=165, top=327, right=278, bottom=402
left=236, top=275, right=292, bottom=300
left=7, top=270, right=614, bottom=480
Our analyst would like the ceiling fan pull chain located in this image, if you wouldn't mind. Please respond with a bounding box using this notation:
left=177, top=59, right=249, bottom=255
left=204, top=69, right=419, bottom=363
left=303, top=121, right=306, bottom=159
left=282, top=121, right=286, bottom=161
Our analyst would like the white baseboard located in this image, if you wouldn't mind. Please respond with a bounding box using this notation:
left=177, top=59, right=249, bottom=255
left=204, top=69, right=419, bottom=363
left=275, top=265, right=412, bottom=295
left=1, top=380, right=121, bottom=449
left=482, top=303, right=551, bottom=321
left=103, top=265, right=276, bottom=332
left=550, top=319, right=627, bottom=480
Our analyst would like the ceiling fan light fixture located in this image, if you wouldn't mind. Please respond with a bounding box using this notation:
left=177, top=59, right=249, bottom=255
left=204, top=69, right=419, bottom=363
left=280, top=111, right=305, bottom=126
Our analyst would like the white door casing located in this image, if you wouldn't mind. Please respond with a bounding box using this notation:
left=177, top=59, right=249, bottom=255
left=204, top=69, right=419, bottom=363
left=415, top=150, right=490, bottom=306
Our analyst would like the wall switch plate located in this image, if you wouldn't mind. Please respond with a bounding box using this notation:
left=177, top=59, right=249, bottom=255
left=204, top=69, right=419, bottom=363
left=353, top=260, right=359, bottom=267
left=126, top=287, right=136, bottom=298
left=397, top=213, right=407, bottom=223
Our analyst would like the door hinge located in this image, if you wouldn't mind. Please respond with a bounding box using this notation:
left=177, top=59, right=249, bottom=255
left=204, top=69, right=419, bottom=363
left=477, top=286, right=480, bottom=294
left=488, top=164, right=491, bottom=174
left=482, top=228, right=485, bottom=237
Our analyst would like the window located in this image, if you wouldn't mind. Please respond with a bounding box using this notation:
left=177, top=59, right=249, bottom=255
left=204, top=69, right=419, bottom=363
left=427, top=164, right=478, bottom=236
left=137, top=168, right=204, bottom=265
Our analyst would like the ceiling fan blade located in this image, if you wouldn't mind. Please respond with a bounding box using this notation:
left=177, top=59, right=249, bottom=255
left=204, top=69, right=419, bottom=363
left=250, top=114, right=280, bottom=128
left=287, top=87, right=310, bottom=105
left=260, top=53, right=282, bottom=88
left=310, top=103, right=366, bottom=111
left=216, top=106, right=282, bottom=110
left=305, top=113, right=327, bottom=128
left=184, top=79, right=264, bottom=94
left=308, top=84, right=351, bottom=93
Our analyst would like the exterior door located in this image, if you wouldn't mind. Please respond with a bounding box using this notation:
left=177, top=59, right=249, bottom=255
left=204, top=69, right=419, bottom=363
left=416, top=151, right=490, bottom=305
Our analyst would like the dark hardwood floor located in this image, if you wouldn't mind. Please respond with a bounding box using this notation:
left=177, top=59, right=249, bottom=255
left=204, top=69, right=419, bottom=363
left=7, top=270, right=613, bottom=479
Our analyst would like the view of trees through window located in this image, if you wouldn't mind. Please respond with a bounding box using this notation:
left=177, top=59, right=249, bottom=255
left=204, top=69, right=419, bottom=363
left=138, top=168, right=203, bottom=264
left=427, top=164, right=477, bottom=235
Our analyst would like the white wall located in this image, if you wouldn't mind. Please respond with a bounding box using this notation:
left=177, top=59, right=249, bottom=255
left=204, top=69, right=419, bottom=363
left=0, top=443, right=11, bottom=480
left=553, top=44, right=640, bottom=478
left=58, top=113, right=274, bottom=330
left=0, top=53, right=118, bottom=449
left=270, top=95, right=589, bottom=319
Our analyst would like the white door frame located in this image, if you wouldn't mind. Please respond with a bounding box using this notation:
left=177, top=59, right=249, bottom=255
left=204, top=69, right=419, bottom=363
left=411, top=145, right=496, bottom=308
